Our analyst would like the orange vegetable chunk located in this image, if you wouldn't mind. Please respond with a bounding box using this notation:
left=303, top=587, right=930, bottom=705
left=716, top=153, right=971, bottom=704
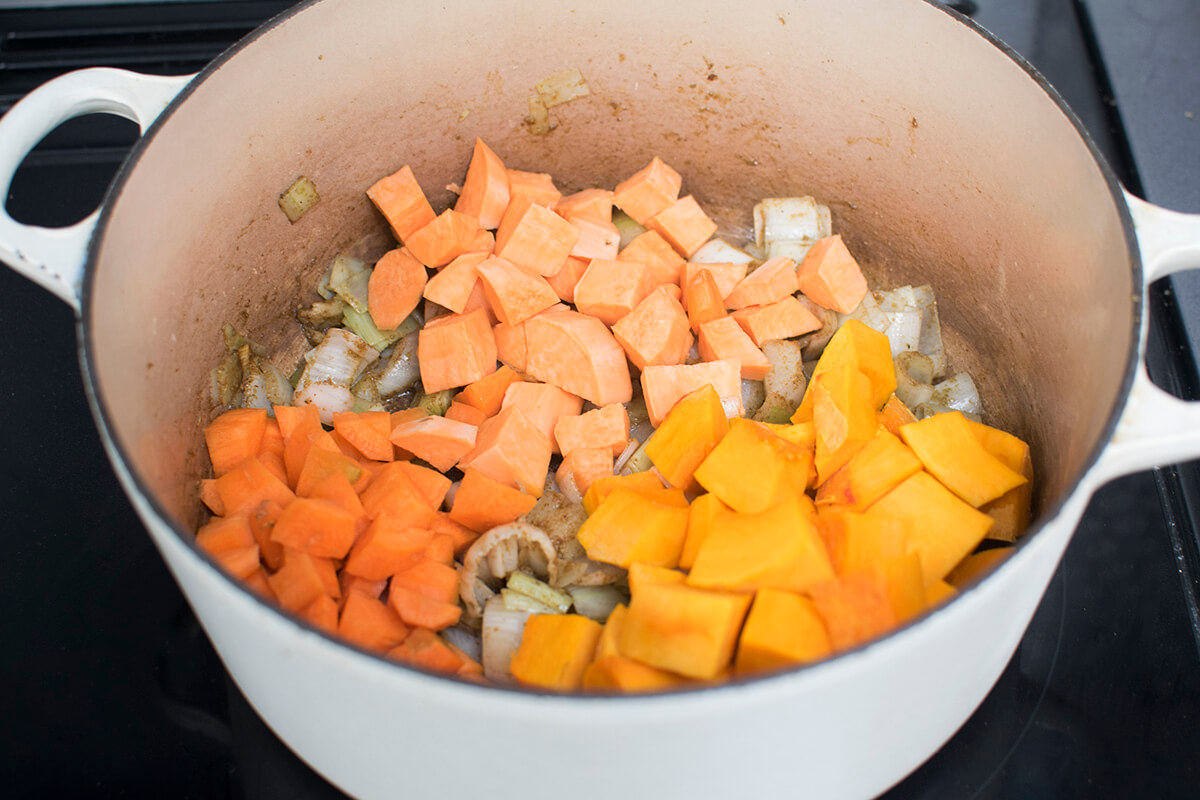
left=735, top=589, right=832, bottom=675
left=510, top=614, right=604, bottom=691
left=458, top=405, right=552, bottom=498
left=573, top=258, right=652, bottom=326
left=796, top=234, right=869, bottom=314
left=730, top=296, right=822, bottom=347
left=445, top=400, right=488, bottom=427
left=809, top=571, right=897, bottom=651
left=640, top=359, right=742, bottom=427
left=331, top=410, right=394, bottom=462
left=815, top=427, right=923, bottom=511
left=544, top=255, right=589, bottom=304
left=619, top=580, right=751, bottom=680
left=577, top=488, right=690, bottom=569
left=556, top=187, right=613, bottom=223
left=268, top=548, right=338, bottom=611
left=391, top=557, right=460, bottom=604
left=494, top=196, right=579, bottom=277
left=395, top=462, right=452, bottom=509
left=196, top=515, right=255, bottom=554
left=680, top=262, right=748, bottom=305
left=416, top=308, right=497, bottom=393
left=343, top=514, right=432, bottom=580
left=582, top=471, right=670, bottom=515
left=358, top=461, right=439, bottom=524
left=422, top=251, right=489, bottom=314
left=878, top=393, right=919, bottom=435
left=248, top=500, right=286, bottom=571
left=617, top=230, right=686, bottom=288
left=794, top=319, right=897, bottom=422
left=523, top=307, right=633, bottom=406
left=569, top=215, right=620, bottom=261
left=388, top=587, right=462, bottom=631
left=644, top=384, right=730, bottom=493
left=697, top=316, right=772, bottom=380
left=448, top=468, right=539, bottom=532
left=388, top=629, right=477, bottom=674
left=583, top=655, right=689, bottom=693
left=368, top=247, right=427, bottom=329
left=294, top=446, right=364, bottom=498
left=502, top=381, right=585, bottom=453
left=475, top=255, right=560, bottom=325
left=506, top=169, right=562, bottom=208
left=338, top=590, right=411, bottom=653
left=724, top=257, right=799, bottom=310
left=680, top=492, right=729, bottom=570
left=199, top=479, right=225, bottom=516
left=270, top=497, right=358, bottom=559
left=553, top=403, right=630, bottom=458
left=388, top=415, right=478, bottom=472
left=899, top=411, right=1028, bottom=508
left=404, top=209, right=484, bottom=269
left=683, top=268, right=728, bottom=333
left=611, top=286, right=694, bottom=369
left=693, top=418, right=802, bottom=513
left=205, top=408, right=268, bottom=477
left=611, top=156, right=682, bottom=225
left=453, top=138, right=510, bottom=229
left=555, top=446, right=613, bottom=497
left=214, top=456, right=296, bottom=516
left=366, top=164, right=436, bottom=242
left=456, top=364, right=522, bottom=419
left=811, top=365, right=878, bottom=486
left=272, top=403, right=321, bottom=444
left=646, top=195, right=718, bottom=257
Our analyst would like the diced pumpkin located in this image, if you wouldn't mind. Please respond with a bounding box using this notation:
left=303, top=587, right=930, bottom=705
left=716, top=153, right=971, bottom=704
left=644, top=384, right=729, bottom=493
left=693, top=417, right=806, bottom=514
left=582, top=471, right=667, bottom=515
left=810, top=365, right=878, bottom=486
left=679, top=492, right=730, bottom=571
left=968, top=419, right=1034, bottom=542
left=878, top=393, right=918, bottom=436
left=815, top=427, right=923, bottom=511
left=793, top=319, right=896, bottom=422
left=583, top=655, right=690, bottom=693
left=900, top=411, right=1028, bottom=508
left=510, top=614, right=604, bottom=691
left=808, top=570, right=897, bottom=651
left=576, top=489, right=690, bottom=569
left=735, top=589, right=832, bottom=675
left=945, top=546, right=1013, bottom=588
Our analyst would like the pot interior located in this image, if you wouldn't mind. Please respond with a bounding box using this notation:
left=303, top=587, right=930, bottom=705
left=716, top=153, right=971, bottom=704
left=86, top=0, right=1133, bottom=558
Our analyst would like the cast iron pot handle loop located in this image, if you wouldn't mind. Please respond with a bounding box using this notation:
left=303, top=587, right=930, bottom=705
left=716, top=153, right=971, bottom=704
left=1095, top=191, right=1200, bottom=482
left=0, top=68, right=192, bottom=312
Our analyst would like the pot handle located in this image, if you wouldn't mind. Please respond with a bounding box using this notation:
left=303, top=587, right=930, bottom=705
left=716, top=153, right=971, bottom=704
left=0, top=68, right=192, bottom=312
left=1092, top=191, right=1200, bottom=482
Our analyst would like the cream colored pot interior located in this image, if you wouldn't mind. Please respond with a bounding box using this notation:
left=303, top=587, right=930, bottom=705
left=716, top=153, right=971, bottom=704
left=86, top=0, right=1132, bottom=538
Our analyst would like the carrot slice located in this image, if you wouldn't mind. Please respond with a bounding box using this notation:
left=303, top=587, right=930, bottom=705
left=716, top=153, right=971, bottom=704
left=724, top=257, right=799, bottom=310
left=611, top=285, right=694, bottom=369
left=273, top=403, right=322, bottom=443
left=388, top=628, right=468, bottom=672
left=554, top=403, right=631, bottom=458
left=331, top=410, right=394, bottom=462
left=500, top=381, right=584, bottom=454
left=389, top=416, right=478, bottom=472
left=214, top=456, right=296, bottom=515
left=267, top=548, right=337, bottom=611
left=506, top=169, right=562, bottom=208
left=299, top=594, right=340, bottom=633
left=416, top=308, right=498, bottom=393
left=243, top=568, right=278, bottom=601
left=284, top=424, right=340, bottom=490
left=338, top=590, right=412, bottom=653
left=456, top=364, right=522, bottom=418
left=204, top=408, right=268, bottom=477
left=683, top=268, right=728, bottom=333
left=306, top=472, right=367, bottom=531
left=391, top=557, right=460, bottom=604
left=368, top=247, right=427, bottom=329
left=730, top=296, right=823, bottom=346
left=366, top=164, right=436, bottom=243
left=343, top=514, right=433, bottom=580
left=448, top=468, right=538, bottom=532
left=523, top=307, right=633, bottom=406
left=405, top=209, right=484, bottom=269
left=340, top=573, right=387, bottom=604
left=698, top=316, right=773, bottom=380
left=425, top=533, right=455, bottom=566
left=199, top=479, right=225, bottom=516
left=618, top=230, right=686, bottom=289
left=475, top=255, right=560, bottom=325
left=396, top=462, right=452, bottom=509
left=556, top=187, right=613, bottom=223
left=294, top=446, right=364, bottom=498
left=453, top=138, right=511, bottom=229
left=422, top=251, right=489, bottom=314
left=458, top=405, right=553, bottom=498
left=387, top=587, right=463, bottom=632
left=494, top=196, right=580, bottom=277
left=611, top=156, right=682, bottom=224
left=573, top=258, right=652, bottom=326
left=646, top=195, right=717, bottom=257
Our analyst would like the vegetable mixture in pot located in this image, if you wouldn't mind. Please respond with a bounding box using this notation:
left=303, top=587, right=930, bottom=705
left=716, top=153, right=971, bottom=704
left=196, top=141, right=1033, bottom=691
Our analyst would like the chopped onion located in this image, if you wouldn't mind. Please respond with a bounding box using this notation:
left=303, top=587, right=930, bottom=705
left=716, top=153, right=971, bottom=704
left=911, top=284, right=948, bottom=378
left=837, top=289, right=890, bottom=335
left=370, top=333, right=421, bottom=397
left=441, top=625, right=482, bottom=664
left=566, top=585, right=625, bottom=621
left=296, top=327, right=379, bottom=392
left=614, top=438, right=641, bottom=473
left=760, top=339, right=807, bottom=406
left=239, top=353, right=295, bottom=410
left=691, top=237, right=755, bottom=265
left=328, top=254, right=371, bottom=313
left=480, top=596, right=531, bottom=682
left=753, top=197, right=830, bottom=250
left=741, top=379, right=766, bottom=418
left=929, top=372, right=983, bottom=419
left=292, top=382, right=355, bottom=424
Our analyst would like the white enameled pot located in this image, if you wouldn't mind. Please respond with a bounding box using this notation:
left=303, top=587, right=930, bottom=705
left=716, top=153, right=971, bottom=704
left=2, top=1, right=1200, bottom=797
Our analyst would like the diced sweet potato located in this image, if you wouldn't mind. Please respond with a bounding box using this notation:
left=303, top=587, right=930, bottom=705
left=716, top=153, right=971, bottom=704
left=458, top=405, right=553, bottom=498
left=724, top=257, right=799, bottom=309
left=475, top=255, right=559, bottom=325
left=554, top=403, right=630, bottom=458
left=416, top=308, right=497, bottom=393
left=523, top=307, right=633, bottom=406
left=367, top=164, right=436, bottom=242
left=640, top=359, right=742, bottom=427
left=730, top=296, right=822, bottom=347
left=610, top=286, right=694, bottom=369
left=495, top=196, right=579, bottom=276
left=796, top=234, right=868, bottom=314
left=454, top=138, right=510, bottom=229
left=502, top=381, right=585, bottom=453
left=618, top=230, right=686, bottom=288
left=697, top=316, right=772, bottom=380
left=611, top=156, right=682, bottom=225
left=573, top=258, right=652, bottom=326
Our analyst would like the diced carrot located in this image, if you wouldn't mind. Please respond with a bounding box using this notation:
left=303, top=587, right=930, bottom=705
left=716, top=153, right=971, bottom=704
left=214, top=456, right=296, bottom=516
left=388, top=628, right=468, bottom=672
left=506, top=169, right=562, bottom=208
left=367, top=247, right=427, bottom=329
left=211, top=545, right=262, bottom=580
left=698, top=316, right=773, bottom=380
left=611, top=156, right=682, bottom=224
left=248, top=499, right=287, bottom=571
left=796, top=234, right=869, bottom=314
left=425, top=533, right=455, bottom=566
left=501, top=381, right=584, bottom=454
left=724, top=257, right=799, bottom=310
left=646, top=195, right=717, bottom=257
left=730, top=296, right=823, bottom=346
left=448, top=468, right=538, bottom=532
left=389, top=407, right=428, bottom=430
left=392, top=557, right=460, bottom=604
left=397, top=462, right=452, bottom=509
left=307, top=471, right=367, bottom=523
left=340, top=572, right=387, bottom=603
left=328, top=428, right=368, bottom=461
left=569, top=216, right=620, bottom=261
left=199, top=479, right=225, bottom=515
left=545, top=255, right=590, bottom=304
left=338, top=590, right=412, bottom=653
left=406, top=209, right=484, bottom=269
left=366, top=164, right=436, bottom=242
left=430, top=511, right=480, bottom=557
left=388, top=587, right=463, bottom=632
left=258, top=417, right=285, bottom=463
left=331, top=410, right=394, bottom=462
left=611, top=285, right=694, bottom=369
left=680, top=262, right=748, bottom=306
left=196, top=515, right=255, bottom=553
left=388, top=415, right=478, bottom=472
left=300, top=593, right=340, bottom=633
left=556, top=188, right=613, bottom=223
left=445, top=400, right=488, bottom=426
left=416, top=308, right=498, bottom=393
left=618, top=230, right=686, bottom=288
left=269, top=497, right=357, bottom=559
left=523, top=307, right=633, bottom=406
left=458, top=405, right=553, bottom=497
left=358, top=461, right=440, bottom=523
left=204, top=408, right=269, bottom=477
left=457, top=364, right=522, bottom=418
left=684, top=268, right=728, bottom=333
left=268, top=548, right=336, bottom=611
left=573, top=258, right=652, bottom=326
left=554, top=403, right=631, bottom=457
left=294, top=445, right=364, bottom=498
left=273, top=403, right=322, bottom=444
left=640, top=359, right=743, bottom=426
left=494, top=196, right=580, bottom=277
left=284, top=423, right=340, bottom=490
left=453, top=138, right=511, bottom=229
left=475, top=255, right=560, bottom=325
left=422, top=251, right=489, bottom=314
left=343, top=514, right=433, bottom=580
left=556, top=446, right=614, bottom=496
left=243, top=567, right=278, bottom=601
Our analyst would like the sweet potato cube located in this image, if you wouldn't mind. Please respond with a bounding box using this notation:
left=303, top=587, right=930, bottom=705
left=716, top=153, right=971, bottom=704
left=793, top=319, right=897, bottom=422
left=458, top=405, right=552, bottom=498
left=582, top=471, right=668, bottom=515
left=693, top=418, right=804, bottom=514
left=445, top=400, right=487, bottom=427
left=811, top=365, right=878, bottom=486
left=502, top=381, right=585, bottom=454
left=449, top=468, right=538, bottom=532
left=422, top=251, right=489, bottom=314
left=454, top=138, right=510, bottom=230
left=611, top=156, right=682, bottom=225
left=611, top=286, right=694, bottom=369
left=556, top=187, right=613, bottom=223
left=796, top=234, right=869, bottom=314
left=646, top=195, right=717, bottom=258
left=523, top=307, right=633, bottom=406
left=573, top=258, right=652, bottom=326
left=688, top=496, right=834, bottom=594
left=555, top=446, right=613, bottom=497
left=553, top=403, right=630, bottom=458
left=680, top=262, right=748, bottom=306
left=416, top=308, right=497, bottom=393
left=900, top=411, right=1028, bottom=507
left=679, top=492, right=730, bottom=570
left=510, top=614, right=603, bottom=691
left=475, top=255, right=559, bottom=326
left=735, top=589, right=832, bottom=675
left=405, top=209, right=484, bottom=269
left=618, top=580, right=751, bottom=680
left=724, top=257, right=799, bottom=310
left=495, top=196, right=579, bottom=277
left=683, top=268, right=728, bottom=333
left=583, top=655, right=690, bottom=693
left=868, top=471, right=994, bottom=585
left=809, top=571, right=897, bottom=651
left=644, top=384, right=730, bottom=493
left=730, top=296, right=822, bottom=347
left=576, top=488, right=690, bottom=569
left=506, top=169, right=562, bottom=208
left=878, top=393, right=919, bottom=435
left=388, top=415, right=477, bottom=473
left=545, top=255, right=589, bottom=304
left=618, top=230, right=687, bottom=288
left=366, top=164, right=436, bottom=243
left=816, top=427, right=923, bottom=511
left=569, top=215, right=620, bottom=261
left=640, top=359, right=742, bottom=427
left=457, top=364, right=522, bottom=419
left=698, top=316, right=772, bottom=380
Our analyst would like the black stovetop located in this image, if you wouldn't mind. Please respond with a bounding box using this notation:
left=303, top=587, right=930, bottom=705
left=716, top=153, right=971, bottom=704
left=2, top=2, right=1199, bottom=798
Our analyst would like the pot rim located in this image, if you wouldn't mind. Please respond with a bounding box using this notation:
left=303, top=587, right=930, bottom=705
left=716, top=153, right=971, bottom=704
left=76, top=0, right=1143, bottom=697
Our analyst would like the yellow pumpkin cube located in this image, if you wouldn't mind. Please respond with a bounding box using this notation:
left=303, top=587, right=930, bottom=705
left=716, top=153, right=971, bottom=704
left=582, top=471, right=669, bottom=514
left=510, top=613, right=604, bottom=691
left=871, top=552, right=927, bottom=622
left=577, top=488, right=690, bottom=568
left=792, top=319, right=896, bottom=422
left=968, top=419, right=1034, bottom=542
left=687, top=495, right=834, bottom=594
left=644, top=384, right=729, bottom=492
left=811, top=365, right=878, bottom=486
left=899, top=411, right=1028, bottom=508
left=816, top=426, right=923, bottom=511
left=808, top=570, right=897, bottom=652
left=594, top=603, right=628, bottom=659
left=867, top=471, right=994, bottom=585
left=627, top=562, right=686, bottom=593
left=679, top=492, right=730, bottom=570
left=735, top=589, right=832, bottom=675
left=837, top=510, right=907, bottom=574
left=877, top=393, right=918, bottom=436
left=925, top=579, right=958, bottom=607
left=619, top=580, right=752, bottom=679
left=693, top=418, right=794, bottom=513
left=945, top=546, right=1012, bottom=588
left=582, top=655, right=691, bottom=693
